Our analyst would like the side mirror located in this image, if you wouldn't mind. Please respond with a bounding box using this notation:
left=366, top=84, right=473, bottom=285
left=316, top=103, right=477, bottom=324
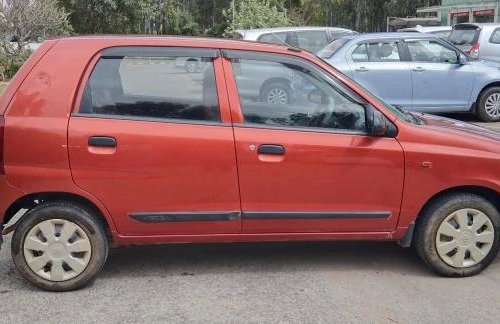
left=459, top=53, right=468, bottom=65
left=366, top=106, right=396, bottom=137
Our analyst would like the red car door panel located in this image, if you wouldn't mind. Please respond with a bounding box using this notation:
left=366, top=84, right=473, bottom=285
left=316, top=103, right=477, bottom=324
left=223, top=52, right=405, bottom=233
left=68, top=48, right=241, bottom=235
left=234, top=127, right=404, bottom=233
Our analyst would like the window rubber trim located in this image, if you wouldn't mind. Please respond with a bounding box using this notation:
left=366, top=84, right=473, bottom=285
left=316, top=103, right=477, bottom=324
left=101, top=46, right=220, bottom=58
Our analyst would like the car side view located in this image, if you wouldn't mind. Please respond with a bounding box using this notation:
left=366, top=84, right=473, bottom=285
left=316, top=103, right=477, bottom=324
left=0, top=36, right=499, bottom=291
left=319, top=33, right=500, bottom=122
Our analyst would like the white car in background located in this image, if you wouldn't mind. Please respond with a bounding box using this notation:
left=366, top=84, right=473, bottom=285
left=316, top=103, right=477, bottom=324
left=233, top=26, right=357, bottom=52
left=398, top=25, right=452, bottom=39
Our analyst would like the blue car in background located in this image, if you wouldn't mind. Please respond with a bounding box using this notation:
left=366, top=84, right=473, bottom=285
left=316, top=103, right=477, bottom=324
left=318, top=33, right=500, bottom=122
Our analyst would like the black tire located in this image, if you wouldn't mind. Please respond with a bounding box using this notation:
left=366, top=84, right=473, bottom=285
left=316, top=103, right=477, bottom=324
left=260, top=82, right=291, bottom=105
left=476, top=86, right=500, bottom=122
left=11, top=202, right=108, bottom=291
left=414, top=193, right=500, bottom=277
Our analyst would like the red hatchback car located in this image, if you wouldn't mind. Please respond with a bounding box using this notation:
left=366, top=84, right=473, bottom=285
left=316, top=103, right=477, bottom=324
left=0, top=36, right=499, bottom=291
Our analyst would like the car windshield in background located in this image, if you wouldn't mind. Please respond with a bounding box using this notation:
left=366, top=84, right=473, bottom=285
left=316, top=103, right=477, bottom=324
left=317, top=38, right=350, bottom=58
left=296, top=30, right=329, bottom=52
left=449, top=28, right=478, bottom=45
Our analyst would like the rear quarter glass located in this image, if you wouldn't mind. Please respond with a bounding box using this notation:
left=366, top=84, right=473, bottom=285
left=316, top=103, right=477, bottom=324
left=0, top=40, right=59, bottom=115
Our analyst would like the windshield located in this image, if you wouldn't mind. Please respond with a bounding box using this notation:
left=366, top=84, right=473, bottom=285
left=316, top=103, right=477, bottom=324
left=317, top=38, right=350, bottom=58
left=449, top=27, right=479, bottom=46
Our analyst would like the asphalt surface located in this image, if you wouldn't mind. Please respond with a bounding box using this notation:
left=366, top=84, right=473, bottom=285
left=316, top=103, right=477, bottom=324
left=0, top=116, right=499, bottom=323
left=1, top=236, right=500, bottom=323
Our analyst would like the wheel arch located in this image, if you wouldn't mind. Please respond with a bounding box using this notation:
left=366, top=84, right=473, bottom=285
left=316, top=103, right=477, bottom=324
left=417, top=186, right=500, bottom=224
left=475, top=81, right=500, bottom=108
left=3, top=192, right=114, bottom=241
left=400, top=185, right=500, bottom=248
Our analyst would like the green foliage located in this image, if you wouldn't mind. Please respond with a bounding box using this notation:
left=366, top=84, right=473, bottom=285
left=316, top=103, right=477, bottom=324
left=0, top=48, right=32, bottom=80
left=223, top=0, right=289, bottom=36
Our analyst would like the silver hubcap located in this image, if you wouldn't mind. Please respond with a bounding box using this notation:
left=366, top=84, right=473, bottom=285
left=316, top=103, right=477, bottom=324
left=23, top=219, right=92, bottom=282
left=484, top=93, right=500, bottom=118
left=267, top=88, right=288, bottom=105
left=436, top=209, right=494, bottom=268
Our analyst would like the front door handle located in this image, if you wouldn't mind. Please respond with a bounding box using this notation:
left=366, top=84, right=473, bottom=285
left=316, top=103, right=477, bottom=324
left=355, top=67, right=369, bottom=72
left=258, top=144, right=285, bottom=155
left=88, top=136, right=117, bottom=148
left=412, top=66, right=426, bottom=72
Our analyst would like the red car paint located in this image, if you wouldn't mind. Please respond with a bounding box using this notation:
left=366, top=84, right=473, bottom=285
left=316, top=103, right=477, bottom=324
left=0, top=36, right=499, bottom=246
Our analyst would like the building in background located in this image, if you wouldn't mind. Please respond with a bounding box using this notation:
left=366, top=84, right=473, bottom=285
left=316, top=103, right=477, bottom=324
left=417, top=1, right=499, bottom=25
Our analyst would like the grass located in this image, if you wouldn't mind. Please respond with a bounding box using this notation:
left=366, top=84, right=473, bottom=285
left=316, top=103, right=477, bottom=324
left=0, top=82, right=7, bottom=94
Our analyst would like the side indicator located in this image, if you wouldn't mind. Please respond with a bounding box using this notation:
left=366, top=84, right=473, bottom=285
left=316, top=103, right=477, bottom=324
left=421, top=161, right=433, bottom=168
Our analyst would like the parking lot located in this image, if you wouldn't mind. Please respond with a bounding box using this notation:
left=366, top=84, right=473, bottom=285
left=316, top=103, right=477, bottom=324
left=1, top=236, right=500, bottom=323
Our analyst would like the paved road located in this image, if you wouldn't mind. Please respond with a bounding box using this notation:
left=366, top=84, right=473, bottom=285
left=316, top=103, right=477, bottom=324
left=1, top=236, right=500, bottom=323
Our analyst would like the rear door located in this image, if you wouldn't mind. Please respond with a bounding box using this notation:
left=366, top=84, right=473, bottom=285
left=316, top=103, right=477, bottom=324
left=68, top=47, right=241, bottom=236
left=404, top=38, right=475, bottom=112
left=347, top=39, right=413, bottom=108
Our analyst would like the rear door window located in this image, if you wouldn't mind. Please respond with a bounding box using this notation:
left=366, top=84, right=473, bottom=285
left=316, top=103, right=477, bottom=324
left=352, top=41, right=400, bottom=62
left=80, top=48, right=220, bottom=122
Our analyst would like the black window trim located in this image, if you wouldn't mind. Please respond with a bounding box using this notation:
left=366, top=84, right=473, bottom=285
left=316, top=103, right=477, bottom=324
left=72, top=112, right=231, bottom=127
left=76, top=46, right=224, bottom=125
left=489, top=27, right=500, bottom=44
left=402, top=37, right=461, bottom=64
left=101, top=46, right=220, bottom=58
left=222, top=50, right=370, bottom=135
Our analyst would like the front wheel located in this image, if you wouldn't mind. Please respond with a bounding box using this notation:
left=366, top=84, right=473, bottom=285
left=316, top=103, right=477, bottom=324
left=477, top=87, right=500, bottom=122
left=11, top=202, right=109, bottom=291
left=414, top=193, right=500, bottom=277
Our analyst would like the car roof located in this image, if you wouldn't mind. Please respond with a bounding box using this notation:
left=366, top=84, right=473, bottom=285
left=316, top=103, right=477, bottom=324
left=344, top=32, right=438, bottom=41
left=235, top=26, right=354, bottom=38
left=399, top=26, right=452, bottom=33
left=53, top=35, right=327, bottom=60
left=454, top=23, right=500, bottom=30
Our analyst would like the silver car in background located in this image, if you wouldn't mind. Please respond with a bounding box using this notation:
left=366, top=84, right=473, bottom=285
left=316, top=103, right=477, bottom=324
left=233, top=27, right=357, bottom=53
left=449, top=23, right=500, bottom=62
left=319, top=33, right=500, bottom=122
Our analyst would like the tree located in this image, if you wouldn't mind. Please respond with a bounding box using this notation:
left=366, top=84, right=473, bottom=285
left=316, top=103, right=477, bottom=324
left=0, top=0, right=71, bottom=80
left=224, top=0, right=289, bottom=36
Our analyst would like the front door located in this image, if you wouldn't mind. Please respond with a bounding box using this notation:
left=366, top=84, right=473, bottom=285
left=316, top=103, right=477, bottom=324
left=223, top=51, right=405, bottom=234
left=405, top=38, right=475, bottom=112
left=68, top=47, right=241, bottom=236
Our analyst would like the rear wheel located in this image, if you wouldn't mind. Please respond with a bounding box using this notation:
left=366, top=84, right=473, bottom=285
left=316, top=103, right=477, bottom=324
left=11, top=202, right=108, bottom=291
left=414, top=193, right=500, bottom=277
left=477, top=87, right=500, bottom=122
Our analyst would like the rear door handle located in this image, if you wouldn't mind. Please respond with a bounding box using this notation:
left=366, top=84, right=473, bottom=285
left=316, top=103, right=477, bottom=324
left=355, top=67, right=369, bottom=72
left=88, top=136, right=117, bottom=148
left=412, top=66, right=425, bottom=72
left=258, top=144, right=285, bottom=155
